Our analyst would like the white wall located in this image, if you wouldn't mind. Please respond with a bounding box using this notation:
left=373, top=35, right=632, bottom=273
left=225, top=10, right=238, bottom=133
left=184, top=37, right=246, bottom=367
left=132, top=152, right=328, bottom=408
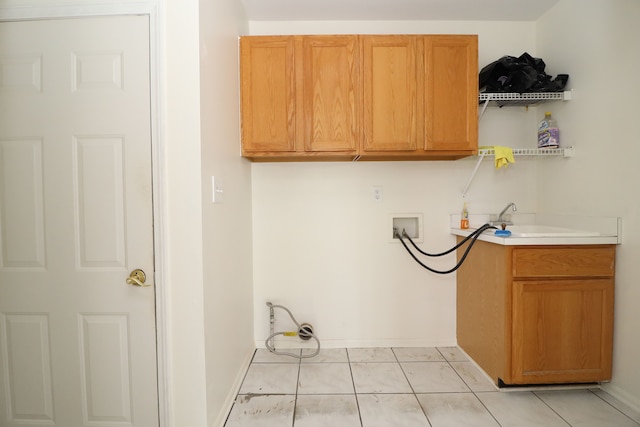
left=536, top=0, right=640, bottom=411
left=198, top=1, right=255, bottom=426
left=249, top=20, right=545, bottom=350
left=163, top=0, right=208, bottom=425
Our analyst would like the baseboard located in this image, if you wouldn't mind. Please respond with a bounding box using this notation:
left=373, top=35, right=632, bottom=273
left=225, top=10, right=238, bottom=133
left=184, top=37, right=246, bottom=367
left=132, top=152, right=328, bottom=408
left=600, top=383, right=640, bottom=416
left=254, top=338, right=457, bottom=349
left=212, top=348, right=255, bottom=427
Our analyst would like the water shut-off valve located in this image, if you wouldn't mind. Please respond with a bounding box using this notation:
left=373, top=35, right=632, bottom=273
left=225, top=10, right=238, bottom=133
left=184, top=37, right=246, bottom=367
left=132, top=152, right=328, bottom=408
left=265, top=301, right=320, bottom=358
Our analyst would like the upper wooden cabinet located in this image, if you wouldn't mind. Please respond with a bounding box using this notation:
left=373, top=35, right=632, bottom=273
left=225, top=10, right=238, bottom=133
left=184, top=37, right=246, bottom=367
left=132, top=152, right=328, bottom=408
left=240, top=34, right=478, bottom=161
left=361, top=35, right=477, bottom=160
left=240, top=35, right=359, bottom=161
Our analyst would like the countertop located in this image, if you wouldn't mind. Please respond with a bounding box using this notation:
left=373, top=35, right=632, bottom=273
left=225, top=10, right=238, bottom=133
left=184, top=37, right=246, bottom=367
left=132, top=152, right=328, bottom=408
left=450, top=213, right=622, bottom=246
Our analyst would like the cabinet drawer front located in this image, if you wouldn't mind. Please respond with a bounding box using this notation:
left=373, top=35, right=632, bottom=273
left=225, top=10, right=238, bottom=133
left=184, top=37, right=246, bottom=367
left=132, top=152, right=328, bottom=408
left=512, top=247, right=615, bottom=278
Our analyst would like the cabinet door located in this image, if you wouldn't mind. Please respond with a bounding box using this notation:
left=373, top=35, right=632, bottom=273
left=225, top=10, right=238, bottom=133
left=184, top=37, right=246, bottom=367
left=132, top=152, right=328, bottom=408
left=302, top=36, right=359, bottom=153
left=424, top=35, right=477, bottom=151
left=510, top=279, right=614, bottom=384
left=240, top=36, right=296, bottom=154
left=362, top=35, right=420, bottom=152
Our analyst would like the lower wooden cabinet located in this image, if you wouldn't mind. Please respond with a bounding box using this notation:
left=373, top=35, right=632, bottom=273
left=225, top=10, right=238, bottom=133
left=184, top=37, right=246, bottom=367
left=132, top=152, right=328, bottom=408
left=456, top=240, right=615, bottom=386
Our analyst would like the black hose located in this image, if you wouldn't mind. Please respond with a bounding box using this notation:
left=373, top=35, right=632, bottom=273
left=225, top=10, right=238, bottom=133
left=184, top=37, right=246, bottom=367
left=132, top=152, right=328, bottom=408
left=400, top=224, right=493, bottom=257
left=395, top=223, right=496, bottom=274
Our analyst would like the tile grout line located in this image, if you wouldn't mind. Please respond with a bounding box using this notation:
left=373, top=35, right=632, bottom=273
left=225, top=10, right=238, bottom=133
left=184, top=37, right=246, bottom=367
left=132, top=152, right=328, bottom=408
left=470, top=390, right=504, bottom=427
left=587, top=389, right=640, bottom=425
left=291, top=350, right=302, bottom=427
left=440, top=347, right=484, bottom=426
left=346, top=349, right=365, bottom=427
left=221, top=348, right=258, bottom=427
left=437, top=347, right=506, bottom=427
left=531, top=390, right=572, bottom=426
left=392, top=347, right=435, bottom=427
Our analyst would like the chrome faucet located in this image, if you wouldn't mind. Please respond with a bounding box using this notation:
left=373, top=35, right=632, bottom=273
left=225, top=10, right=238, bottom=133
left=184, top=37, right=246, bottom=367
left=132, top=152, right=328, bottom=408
left=493, top=202, right=517, bottom=225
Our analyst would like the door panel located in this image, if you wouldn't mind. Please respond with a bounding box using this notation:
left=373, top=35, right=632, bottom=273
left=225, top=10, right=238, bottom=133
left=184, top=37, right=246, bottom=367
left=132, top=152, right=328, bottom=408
left=302, top=35, right=359, bottom=153
left=0, top=16, right=157, bottom=426
left=240, top=36, right=297, bottom=153
left=74, top=136, right=127, bottom=268
left=362, top=35, right=420, bottom=152
left=79, top=314, right=132, bottom=423
left=511, top=279, right=614, bottom=384
left=2, top=314, right=54, bottom=422
left=424, top=35, right=478, bottom=151
left=0, top=139, right=46, bottom=269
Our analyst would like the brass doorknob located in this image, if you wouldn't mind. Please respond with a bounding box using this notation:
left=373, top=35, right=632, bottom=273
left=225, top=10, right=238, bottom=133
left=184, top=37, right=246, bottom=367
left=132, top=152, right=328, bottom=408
left=127, top=269, right=150, bottom=287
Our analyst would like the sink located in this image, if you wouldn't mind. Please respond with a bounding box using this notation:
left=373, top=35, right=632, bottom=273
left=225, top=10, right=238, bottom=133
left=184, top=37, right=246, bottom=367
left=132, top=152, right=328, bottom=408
left=454, top=214, right=620, bottom=245
left=496, top=224, right=601, bottom=238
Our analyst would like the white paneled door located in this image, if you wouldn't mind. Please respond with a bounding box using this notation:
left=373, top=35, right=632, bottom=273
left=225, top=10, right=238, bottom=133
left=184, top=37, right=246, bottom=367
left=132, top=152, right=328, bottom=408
left=0, top=16, right=158, bottom=426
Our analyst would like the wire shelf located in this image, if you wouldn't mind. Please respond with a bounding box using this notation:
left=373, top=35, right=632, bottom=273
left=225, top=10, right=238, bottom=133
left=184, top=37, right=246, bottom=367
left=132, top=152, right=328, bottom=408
left=478, top=147, right=574, bottom=158
left=467, top=91, right=573, bottom=196
left=462, top=147, right=574, bottom=197
left=479, top=91, right=571, bottom=107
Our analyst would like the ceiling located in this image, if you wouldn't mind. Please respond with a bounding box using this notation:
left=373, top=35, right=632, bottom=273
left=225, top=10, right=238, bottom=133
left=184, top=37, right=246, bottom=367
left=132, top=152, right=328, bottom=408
left=240, top=0, right=561, bottom=22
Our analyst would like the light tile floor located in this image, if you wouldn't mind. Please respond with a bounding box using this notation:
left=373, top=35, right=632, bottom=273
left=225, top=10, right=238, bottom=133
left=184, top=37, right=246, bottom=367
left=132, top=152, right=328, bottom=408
left=224, top=347, right=640, bottom=427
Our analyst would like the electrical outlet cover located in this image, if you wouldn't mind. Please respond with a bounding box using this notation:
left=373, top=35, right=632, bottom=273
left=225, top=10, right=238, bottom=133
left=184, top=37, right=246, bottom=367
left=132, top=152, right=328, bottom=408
left=212, top=176, right=224, bottom=203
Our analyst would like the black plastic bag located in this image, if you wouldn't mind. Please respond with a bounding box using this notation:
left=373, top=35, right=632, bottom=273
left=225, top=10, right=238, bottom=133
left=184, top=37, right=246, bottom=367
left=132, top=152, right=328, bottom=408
left=479, top=52, right=568, bottom=93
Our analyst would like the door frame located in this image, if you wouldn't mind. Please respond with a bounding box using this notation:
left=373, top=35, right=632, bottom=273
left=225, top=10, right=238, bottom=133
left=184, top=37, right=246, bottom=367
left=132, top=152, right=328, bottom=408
left=0, top=4, right=170, bottom=426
